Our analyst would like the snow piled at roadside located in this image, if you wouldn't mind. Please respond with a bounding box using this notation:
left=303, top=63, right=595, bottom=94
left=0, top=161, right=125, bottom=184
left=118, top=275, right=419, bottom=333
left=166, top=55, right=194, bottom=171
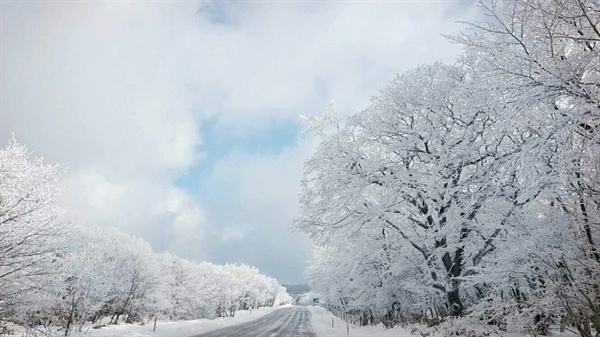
left=69, top=307, right=281, bottom=337
left=308, top=306, right=581, bottom=337
left=309, top=306, right=412, bottom=337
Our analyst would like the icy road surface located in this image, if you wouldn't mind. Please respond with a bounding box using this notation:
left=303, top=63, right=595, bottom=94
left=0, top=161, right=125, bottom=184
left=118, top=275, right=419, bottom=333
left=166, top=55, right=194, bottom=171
left=192, top=307, right=316, bottom=337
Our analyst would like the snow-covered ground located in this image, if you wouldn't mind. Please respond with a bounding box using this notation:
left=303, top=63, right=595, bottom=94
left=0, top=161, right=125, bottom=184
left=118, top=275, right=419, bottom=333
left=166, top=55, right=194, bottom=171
left=308, top=306, right=582, bottom=337
left=309, top=306, right=413, bottom=337
left=14, top=305, right=585, bottom=337
left=68, top=306, right=281, bottom=337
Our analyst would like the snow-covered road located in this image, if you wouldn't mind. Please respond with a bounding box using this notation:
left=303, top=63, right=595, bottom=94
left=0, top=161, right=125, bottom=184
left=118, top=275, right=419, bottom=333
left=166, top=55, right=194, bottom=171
left=192, top=306, right=316, bottom=337
left=66, top=306, right=317, bottom=337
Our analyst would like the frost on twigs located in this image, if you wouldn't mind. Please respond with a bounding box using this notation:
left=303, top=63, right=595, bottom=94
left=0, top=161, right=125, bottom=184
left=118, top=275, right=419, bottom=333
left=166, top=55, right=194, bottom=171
left=299, top=100, right=341, bottom=138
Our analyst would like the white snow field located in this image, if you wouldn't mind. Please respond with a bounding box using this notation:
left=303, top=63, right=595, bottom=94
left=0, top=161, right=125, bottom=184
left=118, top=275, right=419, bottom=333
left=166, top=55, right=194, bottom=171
left=69, top=306, right=281, bottom=337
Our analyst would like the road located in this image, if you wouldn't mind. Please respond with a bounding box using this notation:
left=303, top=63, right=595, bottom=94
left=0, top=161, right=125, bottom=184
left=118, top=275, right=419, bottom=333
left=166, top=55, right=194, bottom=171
left=192, top=306, right=317, bottom=337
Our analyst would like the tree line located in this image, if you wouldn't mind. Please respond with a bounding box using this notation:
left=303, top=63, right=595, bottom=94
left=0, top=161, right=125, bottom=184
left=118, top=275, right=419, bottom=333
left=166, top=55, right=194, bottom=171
left=0, top=140, right=292, bottom=336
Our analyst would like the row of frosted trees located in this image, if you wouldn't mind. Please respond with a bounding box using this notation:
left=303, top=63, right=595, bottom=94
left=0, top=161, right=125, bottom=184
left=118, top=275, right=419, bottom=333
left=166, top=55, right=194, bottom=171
left=295, top=0, right=599, bottom=335
left=0, top=140, right=291, bottom=335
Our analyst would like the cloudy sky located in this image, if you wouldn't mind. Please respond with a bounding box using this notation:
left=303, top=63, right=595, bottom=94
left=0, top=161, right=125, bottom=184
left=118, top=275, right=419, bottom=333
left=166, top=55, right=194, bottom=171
left=1, top=0, right=478, bottom=284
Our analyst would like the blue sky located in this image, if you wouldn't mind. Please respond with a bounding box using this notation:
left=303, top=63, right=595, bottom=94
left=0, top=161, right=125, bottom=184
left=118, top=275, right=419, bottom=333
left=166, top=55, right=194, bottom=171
left=177, top=116, right=302, bottom=198
left=1, top=1, right=478, bottom=283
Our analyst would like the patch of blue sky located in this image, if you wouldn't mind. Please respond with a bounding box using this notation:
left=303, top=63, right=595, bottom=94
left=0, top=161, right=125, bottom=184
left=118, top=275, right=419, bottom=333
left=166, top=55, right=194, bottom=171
left=198, top=1, right=234, bottom=25
left=176, top=117, right=302, bottom=198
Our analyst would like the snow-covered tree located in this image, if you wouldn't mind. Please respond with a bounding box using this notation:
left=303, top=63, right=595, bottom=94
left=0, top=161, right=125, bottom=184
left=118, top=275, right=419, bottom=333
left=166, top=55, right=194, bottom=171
left=296, top=63, right=533, bottom=318
left=0, top=139, right=72, bottom=324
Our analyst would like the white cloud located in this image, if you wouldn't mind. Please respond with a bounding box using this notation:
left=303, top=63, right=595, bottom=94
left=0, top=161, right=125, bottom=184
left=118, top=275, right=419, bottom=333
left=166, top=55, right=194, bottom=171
left=1, top=1, right=202, bottom=173
left=161, top=187, right=207, bottom=242
left=67, top=169, right=129, bottom=211
left=187, top=1, right=476, bottom=130
left=220, top=228, right=247, bottom=242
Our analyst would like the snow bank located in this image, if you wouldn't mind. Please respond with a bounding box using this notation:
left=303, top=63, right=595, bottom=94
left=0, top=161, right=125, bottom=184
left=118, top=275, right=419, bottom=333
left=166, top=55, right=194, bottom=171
left=70, top=307, right=281, bottom=337
left=308, top=306, right=413, bottom=337
left=309, top=306, right=582, bottom=337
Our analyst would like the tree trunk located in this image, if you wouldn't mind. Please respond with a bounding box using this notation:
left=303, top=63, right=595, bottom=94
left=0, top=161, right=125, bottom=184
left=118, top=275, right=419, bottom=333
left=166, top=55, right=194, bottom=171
left=446, top=286, right=463, bottom=317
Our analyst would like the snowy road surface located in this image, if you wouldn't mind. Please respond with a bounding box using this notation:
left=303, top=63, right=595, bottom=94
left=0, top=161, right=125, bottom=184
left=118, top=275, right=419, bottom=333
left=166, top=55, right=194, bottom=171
left=192, top=307, right=316, bottom=337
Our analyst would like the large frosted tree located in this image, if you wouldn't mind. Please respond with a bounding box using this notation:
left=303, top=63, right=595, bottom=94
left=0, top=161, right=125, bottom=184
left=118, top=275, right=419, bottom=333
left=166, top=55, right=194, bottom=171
left=296, top=63, right=531, bottom=317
